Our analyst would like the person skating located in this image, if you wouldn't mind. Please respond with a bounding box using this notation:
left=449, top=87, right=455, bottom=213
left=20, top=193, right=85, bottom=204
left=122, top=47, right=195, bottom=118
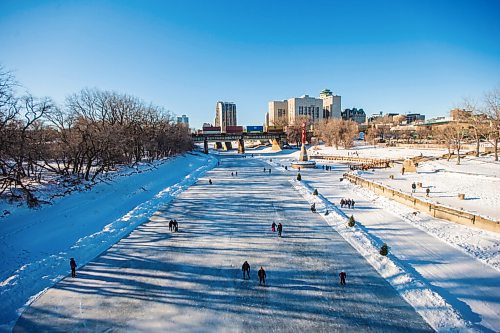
left=339, top=271, right=347, bottom=285
left=258, top=266, right=266, bottom=285
left=340, top=199, right=345, bottom=208
left=271, top=222, right=276, bottom=232
left=209, top=179, right=212, bottom=185
left=169, top=220, right=173, bottom=231
left=426, top=188, right=430, bottom=197
left=311, top=203, right=316, bottom=213
left=277, top=223, right=283, bottom=237
left=174, top=220, right=179, bottom=232
left=412, top=182, right=416, bottom=193
left=351, top=200, right=355, bottom=209
left=70, top=258, right=77, bottom=278
left=242, top=261, right=250, bottom=279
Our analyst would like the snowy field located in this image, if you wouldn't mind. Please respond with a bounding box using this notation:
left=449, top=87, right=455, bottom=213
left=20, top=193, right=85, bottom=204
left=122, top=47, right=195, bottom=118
left=309, top=145, right=500, bottom=221
left=2, top=145, right=500, bottom=332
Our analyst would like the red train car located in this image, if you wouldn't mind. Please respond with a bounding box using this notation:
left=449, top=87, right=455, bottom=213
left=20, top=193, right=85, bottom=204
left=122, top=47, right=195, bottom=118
left=225, top=126, right=244, bottom=134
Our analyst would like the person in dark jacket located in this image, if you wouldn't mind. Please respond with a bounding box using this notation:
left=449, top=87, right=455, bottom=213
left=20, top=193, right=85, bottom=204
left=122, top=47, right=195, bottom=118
left=242, top=261, right=250, bottom=279
left=277, top=223, right=283, bottom=237
left=271, top=222, right=276, bottom=232
left=412, top=182, right=416, bottom=193
left=70, top=258, right=77, bottom=278
left=339, top=271, right=347, bottom=285
left=258, top=266, right=266, bottom=285
left=169, top=220, right=173, bottom=231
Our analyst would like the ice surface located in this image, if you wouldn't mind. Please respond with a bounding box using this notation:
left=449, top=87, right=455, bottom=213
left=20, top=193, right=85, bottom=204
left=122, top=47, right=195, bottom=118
left=13, top=155, right=432, bottom=332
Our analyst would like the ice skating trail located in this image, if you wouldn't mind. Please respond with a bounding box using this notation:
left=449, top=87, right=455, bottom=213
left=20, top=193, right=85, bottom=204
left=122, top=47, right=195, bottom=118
left=14, top=155, right=432, bottom=332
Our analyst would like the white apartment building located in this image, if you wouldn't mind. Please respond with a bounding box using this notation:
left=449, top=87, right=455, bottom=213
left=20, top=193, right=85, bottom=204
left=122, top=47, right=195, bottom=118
left=214, top=101, right=237, bottom=132
left=268, top=100, right=288, bottom=126
left=266, top=89, right=342, bottom=127
left=287, top=95, right=324, bottom=124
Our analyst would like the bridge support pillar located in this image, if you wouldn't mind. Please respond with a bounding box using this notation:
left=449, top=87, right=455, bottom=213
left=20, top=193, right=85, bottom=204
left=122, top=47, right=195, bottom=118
left=271, top=138, right=282, bottom=151
left=203, top=138, right=208, bottom=154
left=238, top=138, right=245, bottom=154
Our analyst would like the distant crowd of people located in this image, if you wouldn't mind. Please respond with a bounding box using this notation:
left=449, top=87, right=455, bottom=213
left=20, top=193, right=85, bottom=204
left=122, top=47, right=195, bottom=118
left=340, top=198, right=355, bottom=209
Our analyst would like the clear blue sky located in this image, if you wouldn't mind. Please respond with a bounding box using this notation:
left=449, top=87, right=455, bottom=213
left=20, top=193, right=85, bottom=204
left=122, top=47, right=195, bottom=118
left=1, top=0, right=499, bottom=128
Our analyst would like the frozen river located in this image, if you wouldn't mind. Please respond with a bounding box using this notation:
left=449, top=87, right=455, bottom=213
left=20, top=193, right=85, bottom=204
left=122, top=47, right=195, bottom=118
left=14, top=155, right=432, bottom=332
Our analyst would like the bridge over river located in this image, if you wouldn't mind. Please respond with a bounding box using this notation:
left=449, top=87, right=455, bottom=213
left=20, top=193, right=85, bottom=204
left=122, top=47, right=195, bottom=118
left=192, top=132, right=287, bottom=153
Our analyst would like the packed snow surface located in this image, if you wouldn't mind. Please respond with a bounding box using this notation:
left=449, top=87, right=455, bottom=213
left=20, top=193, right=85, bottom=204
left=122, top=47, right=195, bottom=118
left=2, top=145, right=499, bottom=332
left=13, top=154, right=432, bottom=332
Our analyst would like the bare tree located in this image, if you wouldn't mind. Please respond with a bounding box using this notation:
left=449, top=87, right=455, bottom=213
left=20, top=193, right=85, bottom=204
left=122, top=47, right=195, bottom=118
left=340, top=120, right=359, bottom=149
left=484, top=88, right=500, bottom=161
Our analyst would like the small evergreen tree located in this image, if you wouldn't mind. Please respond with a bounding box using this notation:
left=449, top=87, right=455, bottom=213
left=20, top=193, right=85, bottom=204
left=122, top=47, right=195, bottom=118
left=348, top=215, right=355, bottom=227
left=313, top=189, right=318, bottom=195
left=380, top=243, right=389, bottom=256
left=297, top=173, right=302, bottom=181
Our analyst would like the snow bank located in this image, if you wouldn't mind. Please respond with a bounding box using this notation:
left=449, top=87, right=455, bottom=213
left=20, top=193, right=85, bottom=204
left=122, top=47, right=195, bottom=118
left=0, top=153, right=217, bottom=332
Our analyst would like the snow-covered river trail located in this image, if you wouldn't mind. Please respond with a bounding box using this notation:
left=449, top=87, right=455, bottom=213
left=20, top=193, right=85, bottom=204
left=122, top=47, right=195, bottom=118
left=14, top=154, right=432, bottom=332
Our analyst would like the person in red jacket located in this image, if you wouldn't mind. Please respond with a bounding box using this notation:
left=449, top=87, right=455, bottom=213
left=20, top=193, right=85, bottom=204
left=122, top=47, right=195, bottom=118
left=339, top=271, right=347, bottom=285
left=70, top=258, right=77, bottom=278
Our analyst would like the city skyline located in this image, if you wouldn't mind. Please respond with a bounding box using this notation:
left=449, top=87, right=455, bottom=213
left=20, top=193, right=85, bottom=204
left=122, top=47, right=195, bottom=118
left=1, top=0, right=499, bottom=129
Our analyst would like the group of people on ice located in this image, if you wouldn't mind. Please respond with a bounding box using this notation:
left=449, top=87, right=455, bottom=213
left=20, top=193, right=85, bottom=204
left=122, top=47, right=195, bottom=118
left=241, top=261, right=267, bottom=285
left=242, top=260, right=347, bottom=287
left=271, top=222, right=283, bottom=237
left=340, top=198, right=355, bottom=209
left=169, top=219, right=179, bottom=232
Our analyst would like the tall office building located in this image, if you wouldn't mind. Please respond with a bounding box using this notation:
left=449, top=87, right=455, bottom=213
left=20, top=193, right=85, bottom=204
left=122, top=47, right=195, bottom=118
left=319, top=89, right=341, bottom=119
left=214, top=101, right=237, bottom=132
left=177, top=114, right=189, bottom=127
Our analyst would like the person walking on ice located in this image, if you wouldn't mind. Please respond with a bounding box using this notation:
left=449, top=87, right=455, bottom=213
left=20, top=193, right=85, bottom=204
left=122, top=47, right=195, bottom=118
left=426, top=188, right=430, bottom=197
left=242, top=261, right=250, bottom=280
left=277, top=223, right=283, bottom=237
left=258, top=266, right=266, bottom=285
left=271, top=222, right=276, bottom=232
left=70, top=258, right=77, bottom=278
left=339, top=271, right=347, bottom=285
left=412, top=182, right=416, bottom=193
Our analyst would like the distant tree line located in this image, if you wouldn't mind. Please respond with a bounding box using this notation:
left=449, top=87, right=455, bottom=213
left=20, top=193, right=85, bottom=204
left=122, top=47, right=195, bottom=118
left=362, top=89, right=499, bottom=164
left=0, top=66, right=193, bottom=206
